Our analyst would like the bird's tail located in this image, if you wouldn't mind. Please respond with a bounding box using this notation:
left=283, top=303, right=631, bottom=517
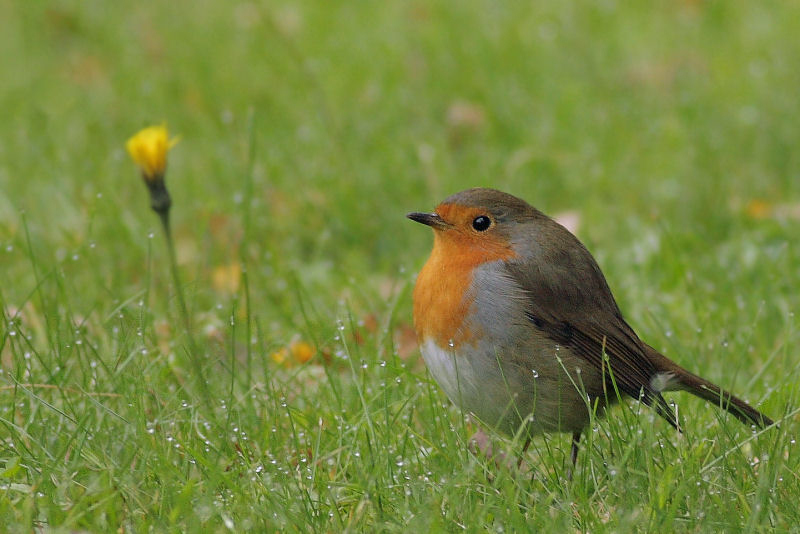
left=645, top=345, right=773, bottom=429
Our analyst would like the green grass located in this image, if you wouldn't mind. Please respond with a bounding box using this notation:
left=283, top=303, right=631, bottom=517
left=1, top=0, right=799, bottom=531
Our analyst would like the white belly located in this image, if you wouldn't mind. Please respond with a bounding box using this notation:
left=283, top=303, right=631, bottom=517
left=419, top=337, right=600, bottom=435
left=419, top=338, right=531, bottom=434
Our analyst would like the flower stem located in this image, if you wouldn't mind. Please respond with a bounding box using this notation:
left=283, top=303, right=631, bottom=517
left=158, top=210, right=211, bottom=406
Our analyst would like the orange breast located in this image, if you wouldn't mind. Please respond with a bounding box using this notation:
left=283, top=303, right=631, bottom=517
left=413, top=228, right=515, bottom=349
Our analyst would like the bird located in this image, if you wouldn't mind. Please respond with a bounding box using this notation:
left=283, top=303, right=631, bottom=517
left=408, top=188, right=773, bottom=474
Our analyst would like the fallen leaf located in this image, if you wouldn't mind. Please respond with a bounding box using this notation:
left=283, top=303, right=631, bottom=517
left=394, top=322, right=418, bottom=359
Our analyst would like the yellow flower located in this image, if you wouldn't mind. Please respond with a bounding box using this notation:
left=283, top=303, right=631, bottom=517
left=269, top=340, right=317, bottom=366
left=289, top=340, right=316, bottom=364
left=269, top=347, right=290, bottom=365
left=126, top=124, right=179, bottom=180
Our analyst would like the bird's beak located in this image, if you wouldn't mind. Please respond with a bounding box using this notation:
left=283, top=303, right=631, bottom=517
left=406, top=212, right=449, bottom=229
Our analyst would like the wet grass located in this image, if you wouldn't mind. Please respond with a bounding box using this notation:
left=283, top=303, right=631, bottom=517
left=1, top=1, right=799, bottom=531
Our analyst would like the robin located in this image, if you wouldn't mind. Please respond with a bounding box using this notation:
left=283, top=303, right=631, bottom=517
left=408, top=188, right=773, bottom=472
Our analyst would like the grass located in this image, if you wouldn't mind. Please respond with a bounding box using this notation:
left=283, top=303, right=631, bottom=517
left=1, top=0, right=799, bottom=531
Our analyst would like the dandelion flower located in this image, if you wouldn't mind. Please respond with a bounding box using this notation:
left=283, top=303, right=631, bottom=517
left=126, top=124, right=179, bottom=181
left=126, top=124, right=179, bottom=216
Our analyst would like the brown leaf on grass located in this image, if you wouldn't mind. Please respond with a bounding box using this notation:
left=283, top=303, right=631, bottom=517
left=394, top=322, right=419, bottom=360
left=353, top=313, right=379, bottom=346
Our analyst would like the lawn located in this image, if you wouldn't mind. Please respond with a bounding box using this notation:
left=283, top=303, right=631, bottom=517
left=1, top=1, right=798, bottom=531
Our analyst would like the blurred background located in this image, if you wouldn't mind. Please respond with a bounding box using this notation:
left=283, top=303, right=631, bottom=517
left=2, top=2, right=798, bottom=316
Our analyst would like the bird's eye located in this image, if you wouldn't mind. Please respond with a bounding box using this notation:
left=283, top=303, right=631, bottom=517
left=472, top=216, right=491, bottom=231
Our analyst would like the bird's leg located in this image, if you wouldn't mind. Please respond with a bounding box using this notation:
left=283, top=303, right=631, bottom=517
left=567, top=431, right=581, bottom=481
left=517, top=437, right=532, bottom=468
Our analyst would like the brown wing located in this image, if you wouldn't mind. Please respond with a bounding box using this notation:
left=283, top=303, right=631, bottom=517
left=505, top=219, right=678, bottom=428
